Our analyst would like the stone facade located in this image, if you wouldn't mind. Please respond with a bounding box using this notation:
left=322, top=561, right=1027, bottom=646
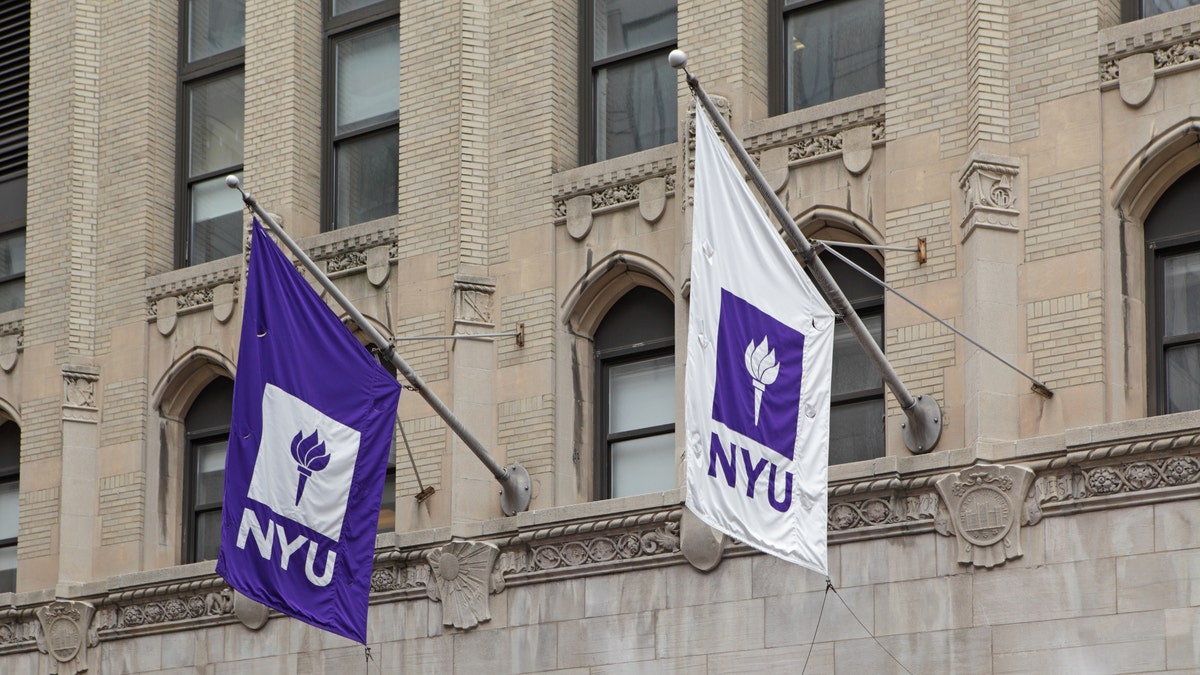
left=2, top=0, right=1200, bottom=672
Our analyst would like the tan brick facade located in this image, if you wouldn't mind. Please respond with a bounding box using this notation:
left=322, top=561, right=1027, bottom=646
left=2, top=0, right=1200, bottom=671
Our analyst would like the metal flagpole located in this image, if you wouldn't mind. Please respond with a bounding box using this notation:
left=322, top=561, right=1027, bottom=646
left=227, top=177, right=532, bottom=515
left=671, top=50, right=945, bottom=454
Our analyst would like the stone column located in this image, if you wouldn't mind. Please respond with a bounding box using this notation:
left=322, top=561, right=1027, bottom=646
left=450, top=276, right=499, bottom=528
left=958, top=155, right=1023, bottom=446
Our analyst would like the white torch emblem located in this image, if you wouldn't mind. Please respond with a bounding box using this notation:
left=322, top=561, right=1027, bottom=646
left=744, top=337, right=779, bottom=425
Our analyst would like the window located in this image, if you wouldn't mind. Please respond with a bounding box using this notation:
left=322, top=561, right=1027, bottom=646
left=1122, top=0, right=1200, bottom=21
left=594, top=286, right=675, bottom=498
left=1145, top=165, right=1200, bottom=415
left=176, top=0, right=245, bottom=267
left=0, top=422, right=18, bottom=593
left=819, top=248, right=885, bottom=464
left=184, top=377, right=232, bottom=563
left=769, top=0, right=884, bottom=115
left=580, top=0, right=677, bottom=163
left=0, top=1, right=29, bottom=312
left=324, top=0, right=399, bottom=230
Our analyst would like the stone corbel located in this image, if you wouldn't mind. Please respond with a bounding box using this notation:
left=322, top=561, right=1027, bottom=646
left=957, top=154, right=1020, bottom=242
left=426, top=541, right=499, bottom=630
left=934, top=463, right=1036, bottom=568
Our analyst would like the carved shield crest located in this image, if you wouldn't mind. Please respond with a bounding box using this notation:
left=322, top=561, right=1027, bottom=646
left=935, top=463, right=1034, bottom=568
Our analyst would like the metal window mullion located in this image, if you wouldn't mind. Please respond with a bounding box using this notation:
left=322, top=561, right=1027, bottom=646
left=188, top=163, right=244, bottom=188
left=607, top=422, right=676, bottom=444
left=591, top=39, right=677, bottom=70
left=331, top=117, right=399, bottom=145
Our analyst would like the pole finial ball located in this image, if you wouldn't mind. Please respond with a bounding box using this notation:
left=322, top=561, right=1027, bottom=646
left=225, top=175, right=241, bottom=189
left=668, top=50, right=688, bottom=69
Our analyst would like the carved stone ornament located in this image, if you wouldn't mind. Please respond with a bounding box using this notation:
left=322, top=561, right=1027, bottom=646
left=680, top=506, right=726, bottom=572
left=566, top=194, right=593, bottom=241
left=367, top=245, right=391, bottom=287
left=1118, top=52, right=1156, bottom=108
left=841, top=125, right=874, bottom=175
left=957, top=155, right=1020, bottom=242
left=35, top=600, right=95, bottom=675
left=0, top=332, right=18, bottom=372
left=63, top=367, right=100, bottom=423
left=453, top=275, right=495, bottom=327
left=232, top=591, right=269, bottom=630
left=212, top=282, right=236, bottom=323
left=426, top=541, right=499, bottom=630
left=639, top=176, right=667, bottom=224
left=934, top=463, right=1035, bottom=568
left=155, top=295, right=178, bottom=337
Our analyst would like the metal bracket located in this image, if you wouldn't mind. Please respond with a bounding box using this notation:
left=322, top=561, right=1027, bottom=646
left=900, top=394, right=943, bottom=454
left=498, top=463, right=531, bottom=516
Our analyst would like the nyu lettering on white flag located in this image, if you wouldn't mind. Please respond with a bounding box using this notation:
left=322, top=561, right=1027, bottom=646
left=684, top=106, right=834, bottom=575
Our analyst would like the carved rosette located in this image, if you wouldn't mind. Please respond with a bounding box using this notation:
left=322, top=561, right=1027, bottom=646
left=426, top=541, right=499, bottom=630
left=35, top=601, right=95, bottom=675
left=957, top=155, right=1020, bottom=241
left=935, top=464, right=1035, bottom=568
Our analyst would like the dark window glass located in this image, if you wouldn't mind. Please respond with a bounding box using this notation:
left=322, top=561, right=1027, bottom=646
left=771, top=0, right=884, bottom=114
left=582, top=0, right=677, bottom=163
left=0, top=421, right=19, bottom=593
left=0, top=3, right=29, bottom=313
left=187, top=0, right=245, bottom=62
left=594, top=286, right=675, bottom=498
left=325, top=3, right=399, bottom=230
left=813, top=247, right=885, bottom=464
left=1139, top=0, right=1200, bottom=18
left=185, top=377, right=233, bottom=563
left=177, top=0, right=244, bottom=267
left=1145, top=164, right=1200, bottom=415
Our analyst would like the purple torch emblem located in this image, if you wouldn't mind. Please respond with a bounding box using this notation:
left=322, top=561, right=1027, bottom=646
left=290, top=430, right=330, bottom=505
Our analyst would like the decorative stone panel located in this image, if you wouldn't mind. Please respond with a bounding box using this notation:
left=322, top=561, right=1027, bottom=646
left=958, top=154, right=1020, bottom=241
left=934, top=464, right=1036, bottom=568
left=453, top=275, right=495, bottom=327
left=426, top=541, right=498, bottom=630
left=35, top=601, right=95, bottom=675
left=62, top=365, right=99, bottom=423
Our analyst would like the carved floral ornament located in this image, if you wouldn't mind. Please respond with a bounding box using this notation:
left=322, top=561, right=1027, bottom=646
left=957, top=155, right=1020, bottom=241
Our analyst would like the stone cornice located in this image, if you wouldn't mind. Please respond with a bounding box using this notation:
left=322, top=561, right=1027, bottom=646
left=1099, top=5, right=1200, bottom=84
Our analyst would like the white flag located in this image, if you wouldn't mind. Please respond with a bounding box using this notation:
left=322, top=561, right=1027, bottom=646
left=684, top=105, right=834, bottom=575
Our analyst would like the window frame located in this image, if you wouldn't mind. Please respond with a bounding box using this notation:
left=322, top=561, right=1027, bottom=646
left=768, top=0, right=885, bottom=116
left=594, top=340, right=675, bottom=499
left=0, top=1, right=30, bottom=312
left=321, top=0, right=400, bottom=231
left=174, top=0, right=245, bottom=268
left=181, top=377, right=233, bottom=564
left=1146, top=232, right=1200, bottom=415
left=577, top=0, right=678, bottom=165
left=0, top=421, right=18, bottom=593
left=1122, top=0, right=1200, bottom=21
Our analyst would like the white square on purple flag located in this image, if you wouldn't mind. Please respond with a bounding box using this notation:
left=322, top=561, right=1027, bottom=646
left=711, top=288, right=806, bottom=460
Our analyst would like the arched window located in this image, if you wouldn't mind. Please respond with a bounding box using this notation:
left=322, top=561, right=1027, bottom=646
left=0, top=421, right=18, bottom=591
left=184, top=377, right=233, bottom=563
left=820, top=247, right=885, bottom=464
left=594, top=286, right=675, bottom=498
left=1145, top=164, right=1200, bottom=414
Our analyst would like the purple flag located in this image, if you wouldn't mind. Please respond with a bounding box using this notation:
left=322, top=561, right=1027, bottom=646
left=216, top=218, right=401, bottom=643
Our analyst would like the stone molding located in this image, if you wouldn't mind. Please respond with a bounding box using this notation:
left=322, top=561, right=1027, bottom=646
left=145, top=220, right=399, bottom=328
left=0, top=428, right=1196, bottom=651
left=1099, top=5, right=1200, bottom=95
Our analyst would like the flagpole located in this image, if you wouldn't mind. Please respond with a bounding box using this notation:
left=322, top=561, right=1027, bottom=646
left=671, top=50, right=945, bottom=454
left=226, top=177, right=532, bottom=515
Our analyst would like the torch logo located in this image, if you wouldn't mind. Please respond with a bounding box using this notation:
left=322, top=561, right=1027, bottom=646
left=290, top=430, right=330, bottom=505
left=711, top=289, right=805, bottom=460
left=744, top=337, right=778, bottom=425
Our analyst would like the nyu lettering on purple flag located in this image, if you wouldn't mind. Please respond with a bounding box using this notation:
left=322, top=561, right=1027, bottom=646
left=684, top=107, right=834, bottom=576
left=216, top=218, right=401, bottom=643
